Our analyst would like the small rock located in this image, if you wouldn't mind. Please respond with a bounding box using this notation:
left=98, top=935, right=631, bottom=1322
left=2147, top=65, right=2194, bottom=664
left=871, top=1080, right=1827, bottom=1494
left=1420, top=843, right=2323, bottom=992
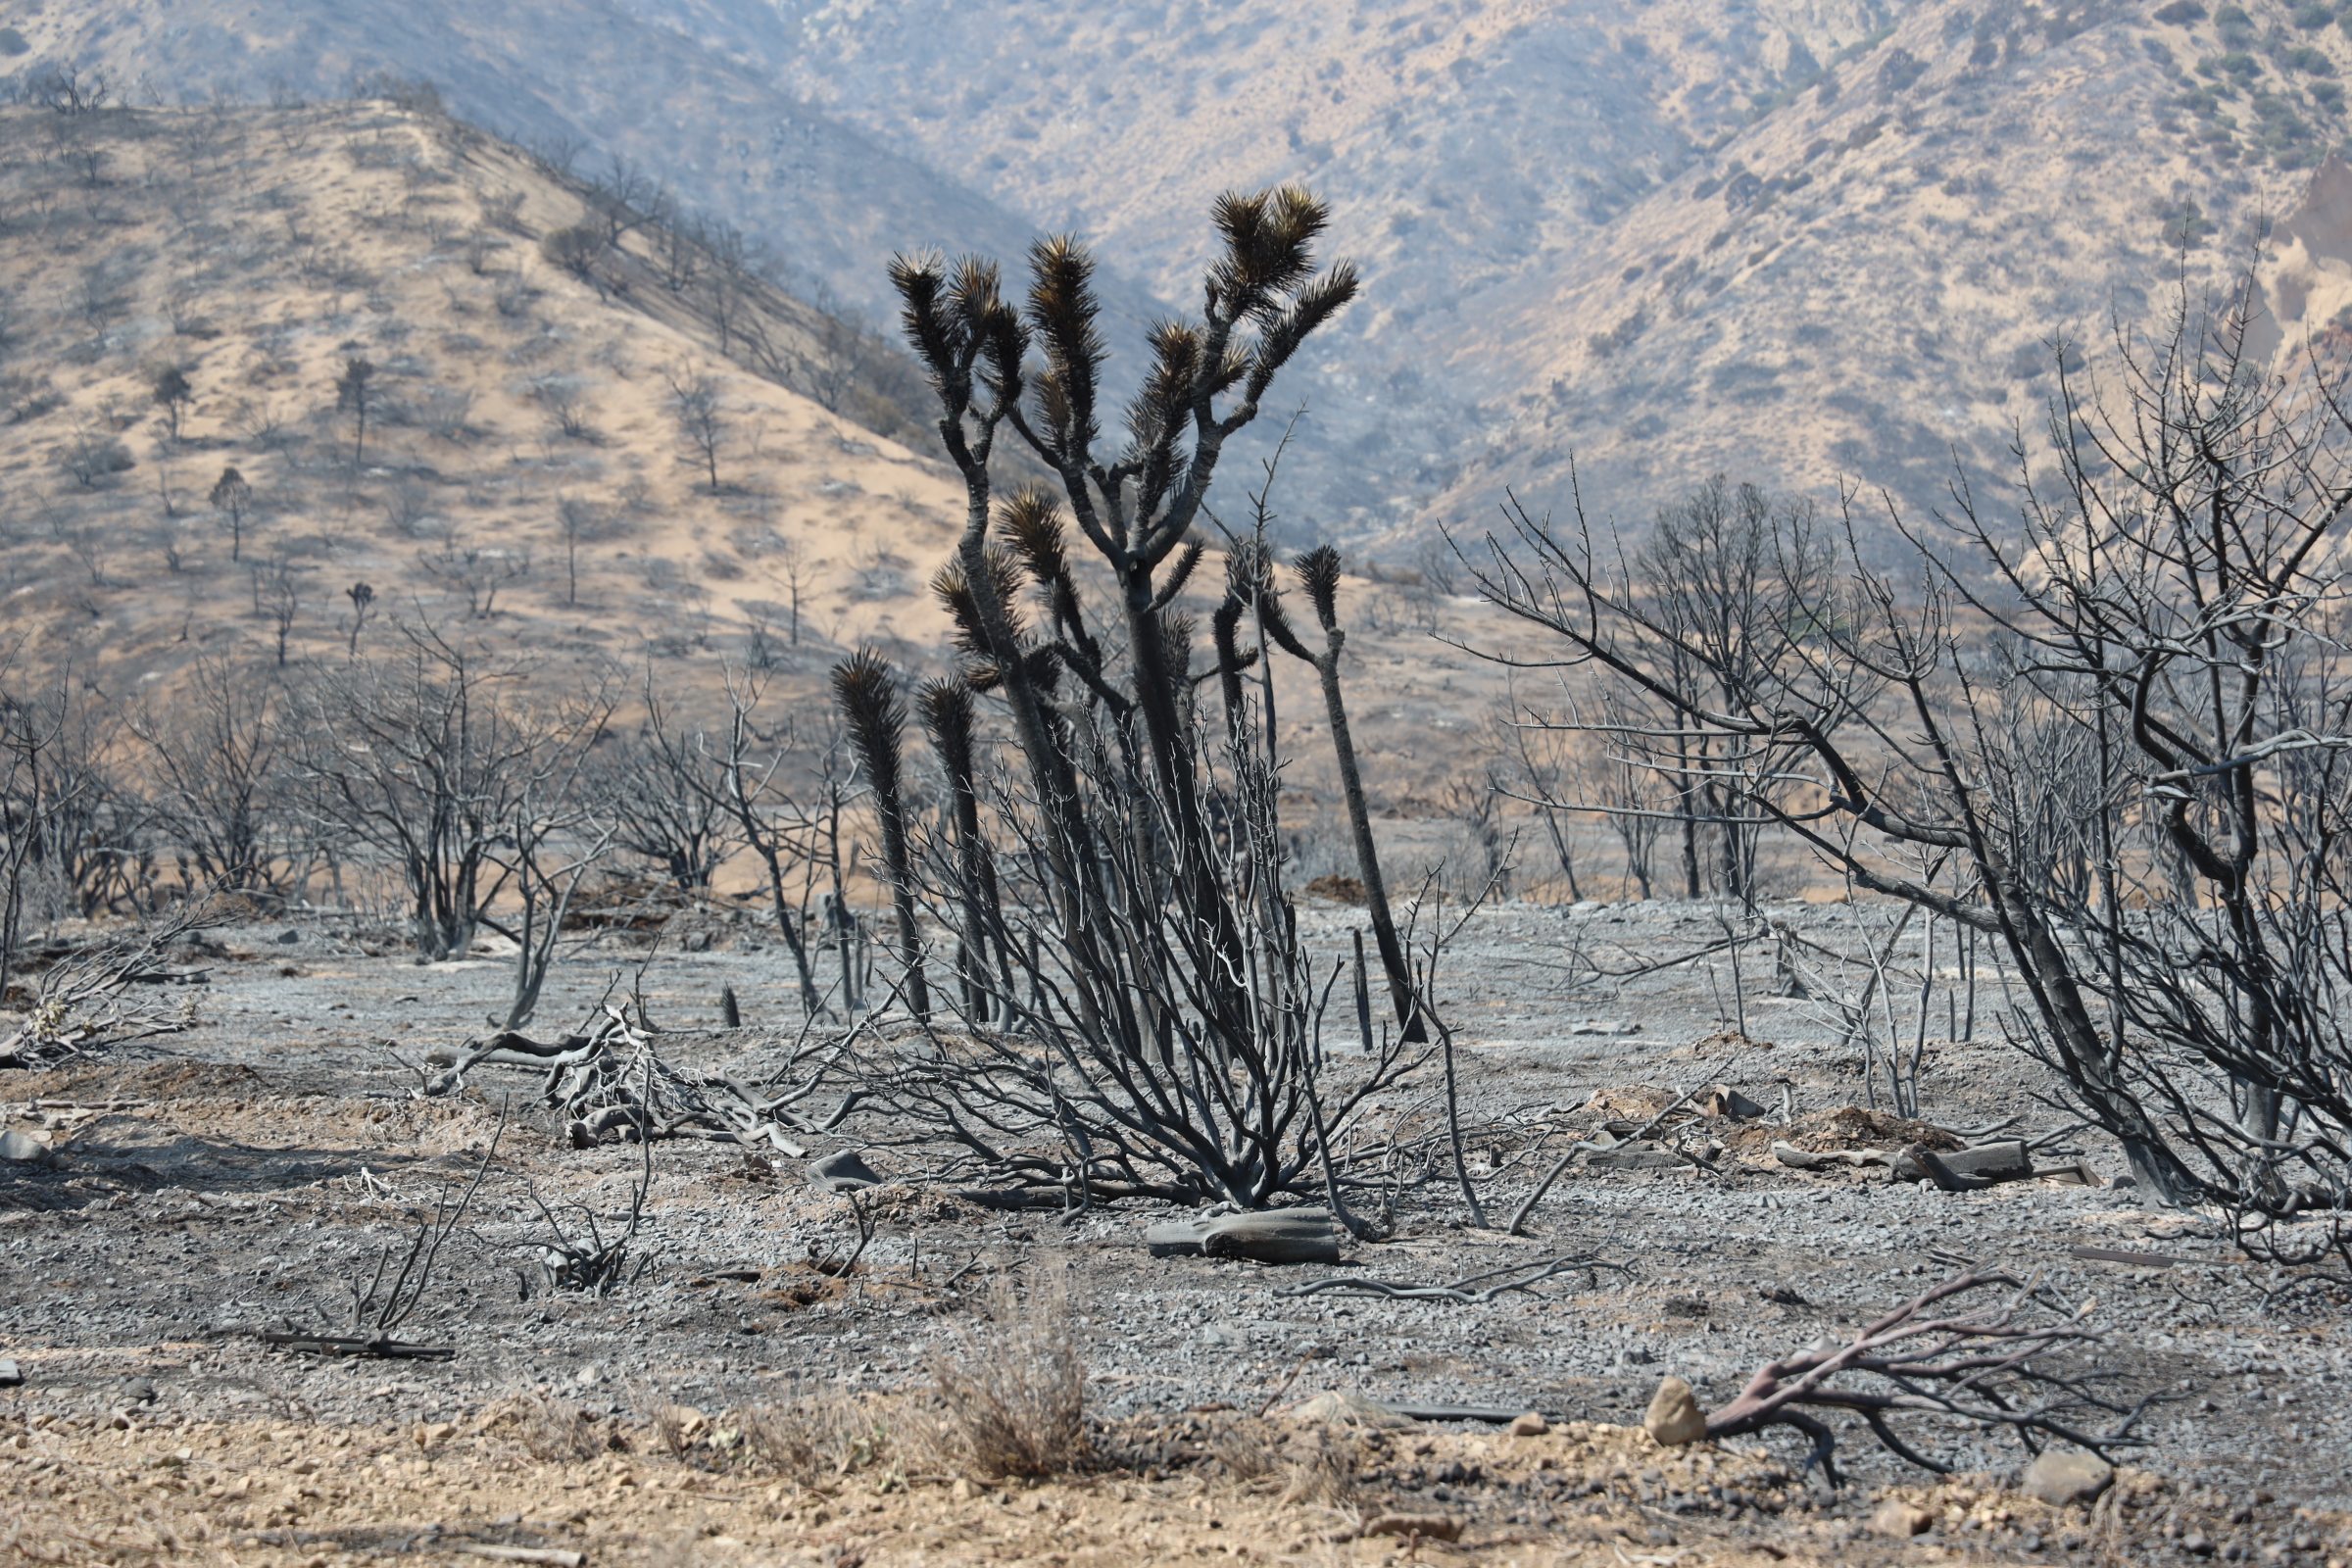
left=275, top=929, right=300, bottom=945
left=2180, top=1530, right=2214, bottom=1556
left=1872, top=1500, right=1936, bottom=1538
left=1570, top=1019, right=1642, bottom=1036
left=2024, top=1449, right=2115, bottom=1506
left=808, top=1150, right=884, bottom=1193
left=0, top=1359, right=20, bottom=1389
left=1508, top=1411, right=1548, bottom=1437
left=0, top=1129, right=54, bottom=1165
left=1642, top=1375, right=1707, bottom=1446
left=121, top=1376, right=157, bottom=1404
left=1361, top=1511, right=1463, bottom=1543
left=1691, top=1084, right=1768, bottom=1118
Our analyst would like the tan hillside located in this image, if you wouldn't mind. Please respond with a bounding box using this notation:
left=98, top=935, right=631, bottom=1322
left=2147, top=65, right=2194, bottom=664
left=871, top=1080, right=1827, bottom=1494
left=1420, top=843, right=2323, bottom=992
left=0, top=98, right=1573, bottom=873
left=15, top=0, right=1062, bottom=326
left=0, top=100, right=969, bottom=683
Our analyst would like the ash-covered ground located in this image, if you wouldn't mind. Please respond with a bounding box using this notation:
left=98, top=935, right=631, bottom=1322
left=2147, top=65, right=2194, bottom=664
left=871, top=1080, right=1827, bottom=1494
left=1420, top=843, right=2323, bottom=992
left=2, top=894, right=2347, bottom=1567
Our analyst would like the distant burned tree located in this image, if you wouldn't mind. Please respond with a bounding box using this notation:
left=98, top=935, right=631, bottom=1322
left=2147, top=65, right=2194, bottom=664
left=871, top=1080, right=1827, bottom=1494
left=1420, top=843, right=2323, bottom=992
left=568, top=671, right=832, bottom=1016
left=655, top=209, right=704, bottom=294
left=335, top=357, right=376, bottom=467
left=418, top=534, right=530, bottom=618
left=295, top=624, right=610, bottom=960
left=1544, top=475, right=1832, bottom=906
left=345, top=580, right=375, bottom=658
left=209, top=465, right=253, bottom=563
left=556, top=497, right=600, bottom=606
left=589, top=687, right=738, bottom=895
left=129, top=654, right=287, bottom=895
left=30, top=65, right=110, bottom=115
left=532, top=375, right=594, bottom=440
left=539, top=224, right=604, bottom=283
left=262, top=564, right=300, bottom=665
left=485, top=716, right=618, bottom=1032
left=0, top=672, right=148, bottom=921
left=662, top=366, right=728, bottom=493
left=1469, top=291, right=2352, bottom=1261
left=60, top=420, right=131, bottom=489
left=1, top=668, right=83, bottom=994
left=151, top=366, right=193, bottom=443
left=581, top=155, right=662, bottom=248
left=698, top=220, right=752, bottom=358
left=352, top=72, right=443, bottom=116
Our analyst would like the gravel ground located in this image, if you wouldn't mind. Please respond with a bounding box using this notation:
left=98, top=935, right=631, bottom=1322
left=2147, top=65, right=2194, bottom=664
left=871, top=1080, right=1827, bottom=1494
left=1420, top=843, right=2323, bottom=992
left=2, top=895, right=2348, bottom=1566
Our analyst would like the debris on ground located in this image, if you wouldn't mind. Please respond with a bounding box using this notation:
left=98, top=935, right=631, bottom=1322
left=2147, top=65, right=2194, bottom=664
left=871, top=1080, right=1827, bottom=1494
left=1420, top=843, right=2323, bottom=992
left=1145, top=1207, right=1344, bottom=1263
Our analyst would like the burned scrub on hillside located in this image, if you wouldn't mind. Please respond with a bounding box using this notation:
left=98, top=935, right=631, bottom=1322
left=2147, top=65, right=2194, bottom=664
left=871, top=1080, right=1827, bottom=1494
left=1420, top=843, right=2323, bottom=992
left=1468, top=292, right=2352, bottom=1274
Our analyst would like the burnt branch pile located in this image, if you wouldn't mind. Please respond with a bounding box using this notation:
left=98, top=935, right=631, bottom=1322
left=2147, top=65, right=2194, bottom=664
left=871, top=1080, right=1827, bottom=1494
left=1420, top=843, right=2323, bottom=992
left=0, top=897, right=223, bottom=1068
left=424, top=1002, right=853, bottom=1156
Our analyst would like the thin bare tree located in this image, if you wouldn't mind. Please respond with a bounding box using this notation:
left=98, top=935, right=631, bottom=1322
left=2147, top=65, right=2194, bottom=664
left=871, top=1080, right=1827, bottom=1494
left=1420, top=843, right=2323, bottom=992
left=1462, top=289, right=2352, bottom=1251
left=294, top=623, right=611, bottom=959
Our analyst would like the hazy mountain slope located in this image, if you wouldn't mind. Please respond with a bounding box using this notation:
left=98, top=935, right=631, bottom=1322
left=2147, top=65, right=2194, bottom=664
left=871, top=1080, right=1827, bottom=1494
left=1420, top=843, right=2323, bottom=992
left=24, top=0, right=2338, bottom=550
left=641, top=0, right=2341, bottom=539
left=622, top=0, right=1929, bottom=530
left=677, top=0, right=1900, bottom=333
left=15, top=0, right=1065, bottom=323
left=1431, top=0, right=2331, bottom=542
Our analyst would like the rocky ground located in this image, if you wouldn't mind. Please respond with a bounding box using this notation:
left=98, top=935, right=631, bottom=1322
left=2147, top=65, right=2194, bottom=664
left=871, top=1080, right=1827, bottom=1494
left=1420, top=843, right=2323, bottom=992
left=3, top=893, right=2349, bottom=1567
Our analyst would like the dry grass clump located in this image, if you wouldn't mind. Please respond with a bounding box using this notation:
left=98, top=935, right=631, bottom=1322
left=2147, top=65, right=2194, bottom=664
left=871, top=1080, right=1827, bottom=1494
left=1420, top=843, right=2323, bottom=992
left=1208, top=1414, right=1357, bottom=1505
left=736, top=1393, right=897, bottom=1484
left=484, top=1391, right=627, bottom=1460
left=927, top=1262, right=1089, bottom=1478
left=633, top=1389, right=921, bottom=1484
left=1210, top=1418, right=1281, bottom=1481
left=648, top=1401, right=712, bottom=1459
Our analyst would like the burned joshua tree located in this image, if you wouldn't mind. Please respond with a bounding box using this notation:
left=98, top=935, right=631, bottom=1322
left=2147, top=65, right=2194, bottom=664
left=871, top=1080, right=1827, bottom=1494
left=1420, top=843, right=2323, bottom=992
left=826, top=189, right=1436, bottom=1213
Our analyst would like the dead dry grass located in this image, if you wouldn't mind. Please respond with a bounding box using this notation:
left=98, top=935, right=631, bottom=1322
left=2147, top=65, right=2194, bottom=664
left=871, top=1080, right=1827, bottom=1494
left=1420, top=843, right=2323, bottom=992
left=925, top=1263, right=1090, bottom=1480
